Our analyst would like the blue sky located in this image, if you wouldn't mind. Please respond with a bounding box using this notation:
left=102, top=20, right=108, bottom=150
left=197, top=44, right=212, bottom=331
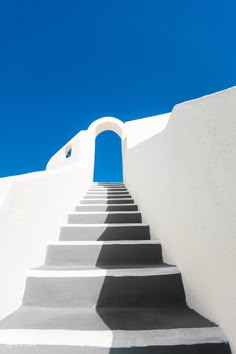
left=0, top=0, right=235, bottom=180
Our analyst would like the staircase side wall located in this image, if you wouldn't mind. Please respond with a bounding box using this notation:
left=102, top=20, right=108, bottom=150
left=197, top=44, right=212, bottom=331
left=0, top=164, right=93, bottom=320
left=0, top=116, right=124, bottom=321
left=123, top=87, right=236, bottom=353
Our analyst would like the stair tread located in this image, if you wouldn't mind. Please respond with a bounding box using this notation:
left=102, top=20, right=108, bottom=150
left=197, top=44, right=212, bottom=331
left=80, top=199, right=135, bottom=204
left=68, top=211, right=142, bottom=224
left=76, top=203, right=136, bottom=206
left=69, top=211, right=140, bottom=214
left=87, top=191, right=129, bottom=193
left=0, top=305, right=219, bottom=331
left=47, top=240, right=160, bottom=245
left=0, top=343, right=231, bottom=354
left=61, top=223, right=148, bottom=226
left=29, top=264, right=179, bottom=276
left=81, top=198, right=133, bottom=200
left=75, top=204, right=138, bottom=211
left=59, top=223, right=150, bottom=241
left=36, top=263, right=170, bottom=271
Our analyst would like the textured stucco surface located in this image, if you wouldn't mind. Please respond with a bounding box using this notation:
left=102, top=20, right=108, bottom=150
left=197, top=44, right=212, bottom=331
left=123, top=87, right=236, bottom=353
left=0, top=166, right=92, bottom=319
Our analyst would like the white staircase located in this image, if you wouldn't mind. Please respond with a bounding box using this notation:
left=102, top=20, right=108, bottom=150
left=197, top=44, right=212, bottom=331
left=0, top=183, right=231, bottom=353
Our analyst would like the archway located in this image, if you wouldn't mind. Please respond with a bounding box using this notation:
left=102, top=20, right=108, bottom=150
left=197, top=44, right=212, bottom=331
left=88, top=117, right=125, bottom=183
left=93, top=130, right=123, bottom=182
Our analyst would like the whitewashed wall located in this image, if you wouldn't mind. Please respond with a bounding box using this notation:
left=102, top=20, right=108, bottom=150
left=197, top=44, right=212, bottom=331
left=0, top=165, right=93, bottom=319
left=123, top=87, right=236, bottom=353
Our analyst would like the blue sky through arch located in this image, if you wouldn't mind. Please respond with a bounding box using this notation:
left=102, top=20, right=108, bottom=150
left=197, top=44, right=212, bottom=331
left=93, top=131, right=123, bottom=182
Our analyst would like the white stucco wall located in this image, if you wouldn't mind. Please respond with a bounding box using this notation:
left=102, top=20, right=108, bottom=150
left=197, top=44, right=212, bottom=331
left=123, top=87, right=236, bottom=353
left=0, top=165, right=93, bottom=319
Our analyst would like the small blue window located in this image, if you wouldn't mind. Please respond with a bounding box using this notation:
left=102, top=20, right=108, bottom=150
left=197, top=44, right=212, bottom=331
left=65, top=148, right=72, bottom=159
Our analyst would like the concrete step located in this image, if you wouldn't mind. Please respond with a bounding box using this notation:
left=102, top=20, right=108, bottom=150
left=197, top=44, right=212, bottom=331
left=0, top=343, right=230, bottom=354
left=93, top=182, right=125, bottom=185
left=86, top=191, right=130, bottom=195
left=89, top=189, right=128, bottom=193
left=92, top=184, right=125, bottom=188
left=88, top=187, right=128, bottom=191
left=75, top=204, right=138, bottom=212
left=38, top=264, right=168, bottom=270
left=84, top=195, right=132, bottom=199
left=68, top=212, right=142, bottom=224
left=23, top=267, right=185, bottom=307
left=45, top=240, right=163, bottom=266
left=0, top=306, right=229, bottom=354
left=59, top=224, right=150, bottom=241
left=0, top=304, right=222, bottom=331
left=80, top=198, right=134, bottom=204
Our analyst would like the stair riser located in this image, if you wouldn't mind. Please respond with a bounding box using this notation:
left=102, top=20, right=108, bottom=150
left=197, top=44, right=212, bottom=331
left=89, top=188, right=128, bottom=191
left=59, top=225, right=150, bottom=241
left=68, top=213, right=142, bottom=224
left=75, top=205, right=138, bottom=212
left=80, top=199, right=134, bottom=204
left=91, top=182, right=125, bottom=187
left=86, top=193, right=130, bottom=197
left=23, top=274, right=185, bottom=307
left=92, top=185, right=125, bottom=188
left=87, top=188, right=129, bottom=194
left=45, top=244, right=163, bottom=266
left=0, top=344, right=231, bottom=354
left=87, top=191, right=129, bottom=195
left=0, top=305, right=225, bottom=331
left=84, top=195, right=132, bottom=199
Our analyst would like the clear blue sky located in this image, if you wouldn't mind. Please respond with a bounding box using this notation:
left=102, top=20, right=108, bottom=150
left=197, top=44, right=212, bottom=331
left=0, top=0, right=235, bottom=180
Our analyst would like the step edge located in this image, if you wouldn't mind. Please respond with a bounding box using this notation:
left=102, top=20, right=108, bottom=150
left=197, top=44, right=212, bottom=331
left=81, top=198, right=134, bottom=200
left=47, top=240, right=160, bottom=245
left=83, top=196, right=132, bottom=198
left=60, top=223, right=149, bottom=227
left=27, top=266, right=180, bottom=277
left=90, top=187, right=126, bottom=189
left=0, top=327, right=227, bottom=347
left=69, top=211, right=141, bottom=215
left=76, top=204, right=137, bottom=207
left=87, top=190, right=129, bottom=192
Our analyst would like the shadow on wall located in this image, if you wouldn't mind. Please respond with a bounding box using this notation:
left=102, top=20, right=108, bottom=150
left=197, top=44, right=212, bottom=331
left=93, top=131, right=123, bottom=182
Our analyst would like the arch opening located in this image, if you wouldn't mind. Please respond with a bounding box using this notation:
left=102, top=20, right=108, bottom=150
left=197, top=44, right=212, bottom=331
left=93, top=130, right=123, bottom=182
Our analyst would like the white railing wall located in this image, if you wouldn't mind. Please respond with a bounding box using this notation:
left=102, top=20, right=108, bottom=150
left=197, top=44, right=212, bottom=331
left=123, top=87, right=236, bottom=353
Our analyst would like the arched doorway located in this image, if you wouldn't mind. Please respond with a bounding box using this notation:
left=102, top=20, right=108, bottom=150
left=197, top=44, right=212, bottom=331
left=87, top=117, right=125, bottom=183
left=93, top=130, right=123, bottom=182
